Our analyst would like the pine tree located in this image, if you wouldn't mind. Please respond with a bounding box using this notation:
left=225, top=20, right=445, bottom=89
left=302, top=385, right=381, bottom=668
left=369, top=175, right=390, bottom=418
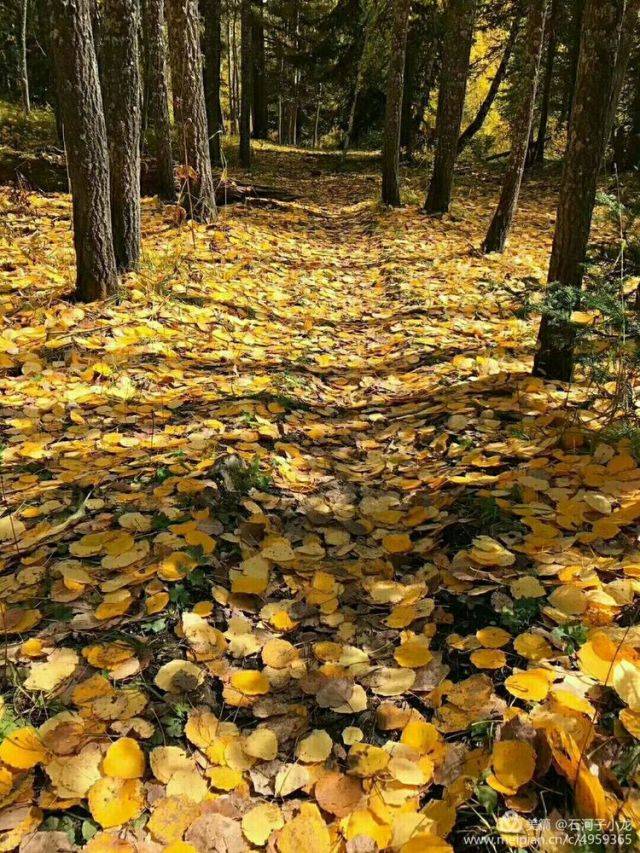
left=240, top=0, right=252, bottom=168
left=201, top=0, right=224, bottom=166
left=533, top=0, right=636, bottom=381
left=530, top=0, right=559, bottom=165
left=252, top=0, right=268, bottom=139
left=49, top=0, right=118, bottom=301
left=102, top=0, right=142, bottom=271
left=166, top=0, right=217, bottom=220
left=482, top=0, right=548, bottom=253
left=142, top=0, right=175, bottom=199
left=381, top=0, right=411, bottom=206
left=423, top=0, right=477, bottom=214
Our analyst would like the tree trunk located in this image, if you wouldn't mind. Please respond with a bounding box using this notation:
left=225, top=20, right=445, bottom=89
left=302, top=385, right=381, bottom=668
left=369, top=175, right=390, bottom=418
left=533, top=0, right=633, bottom=382
left=399, top=18, right=419, bottom=157
left=423, top=0, right=477, bottom=214
left=102, top=0, right=142, bottom=271
left=530, top=0, right=558, bottom=165
left=482, top=0, right=548, bottom=253
left=623, top=62, right=640, bottom=169
left=313, top=86, right=322, bottom=148
left=343, top=40, right=366, bottom=153
left=141, top=0, right=175, bottom=199
left=38, top=0, right=64, bottom=142
left=289, top=0, right=301, bottom=146
left=19, top=0, right=30, bottom=114
left=90, top=0, right=104, bottom=72
left=227, top=14, right=237, bottom=134
left=411, top=51, right=438, bottom=154
left=605, top=0, right=640, bottom=142
left=49, top=0, right=118, bottom=301
left=201, top=0, right=224, bottom=166
left=251, top=0, right=268, bottom=138
left=239, top=0, right=252, bottom=167
left=458, top=6, right=521, bottom=153
left=166, top=0, right=217, bottom=220
left=563, top=0, right=585, bottom=128
left=381, top=0, right=412, bottom=206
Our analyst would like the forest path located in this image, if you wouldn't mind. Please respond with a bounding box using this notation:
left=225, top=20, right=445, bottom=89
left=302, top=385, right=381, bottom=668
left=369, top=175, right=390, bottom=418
left=0, top=149, right=626, bottom=850
left=0, top=147, right=561, bottom=618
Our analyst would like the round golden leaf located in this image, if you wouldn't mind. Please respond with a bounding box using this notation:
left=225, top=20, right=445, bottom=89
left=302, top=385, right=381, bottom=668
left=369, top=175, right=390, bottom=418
left=230, top=670, right=270, bottom=696
left=504, top=669, right=553, bottom=702
left=88, top=777, right=145, bottom=829
left=242, top=802, right=284, bottom=846
left=296, top=729, right=332, bottom=763
left=102, top=737, right=145, bottom=779
left=470, top=649, right=507, bottom=670
left=491, top=740, right=536, bottom=791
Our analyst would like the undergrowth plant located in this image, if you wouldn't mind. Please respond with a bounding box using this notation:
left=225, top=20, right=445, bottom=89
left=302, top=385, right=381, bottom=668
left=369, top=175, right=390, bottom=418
left=533, top=188, right=640, bottom=442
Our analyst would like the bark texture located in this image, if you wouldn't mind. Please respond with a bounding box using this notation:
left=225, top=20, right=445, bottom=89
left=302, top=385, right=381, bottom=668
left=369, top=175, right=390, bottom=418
left=49, top=0, right=118, bottom=301
left=239, top=0, right=252, bottom=167
left=103, top=0, right=142, bottom=271
left=533, top=0, right=633, bottom=382
left=399, top=19, right=420, bottom=157
left=142, top=0, right=175, bottom=199
left=483, top=0, right=548, bottom=253
left=381, top=0, right=412, bottom=206
left=458, top=7, right=521, bottom=153
left=563, top=0, right=585, bottom=127
left=424, top=0, right=477, bottom=214
left=201, top=0, right=224, bottom=166
left=166, top=0, right=217, bottom=220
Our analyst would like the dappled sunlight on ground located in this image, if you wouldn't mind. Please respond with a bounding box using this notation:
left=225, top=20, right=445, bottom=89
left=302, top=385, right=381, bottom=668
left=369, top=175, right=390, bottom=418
left=0, top=149, right=639, bottom=851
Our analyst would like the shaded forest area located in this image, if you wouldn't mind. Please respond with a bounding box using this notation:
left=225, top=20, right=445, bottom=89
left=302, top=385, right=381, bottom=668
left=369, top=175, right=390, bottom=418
left=2, top=0, right=640, bottom=851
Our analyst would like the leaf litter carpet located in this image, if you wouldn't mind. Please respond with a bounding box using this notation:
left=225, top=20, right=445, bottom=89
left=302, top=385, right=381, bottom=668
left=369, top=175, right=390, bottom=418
left=0, top=151, right=640, bottom=851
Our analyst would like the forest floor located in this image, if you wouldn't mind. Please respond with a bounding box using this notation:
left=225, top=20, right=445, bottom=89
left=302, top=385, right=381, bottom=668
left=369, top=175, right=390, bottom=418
left=1, top=144, right=640, bottom=852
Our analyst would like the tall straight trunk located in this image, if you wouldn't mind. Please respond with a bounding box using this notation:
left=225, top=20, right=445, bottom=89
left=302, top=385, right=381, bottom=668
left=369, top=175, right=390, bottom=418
left=51, top=90, right=64, bottom=144
left=411, top=51, right=438, bottom=153
left=239, top=0, right=252, bottom=167
left=231, top=8, right=240, bottom=135
left=343, top=39, right=367, bottom=153
left=90, top=0, right=103, bottom=71
left=623, top=63, right=640, bottom=169
left=39, top=0, right=64, bottom=141
left=166, top=0, right=216, bottom=220
left=381, top=0, right=412, bottom=206
left=482, top=0, right=548, bottom=253
left=458, top=7, right=521, bottom=153
left=530, top=0, right=559, bottom=165
left=313, top=86, right=321, bottom=148
left=400, top=20, right=420, bottom=157
left=605, top=1, right=640, bottom=142
left=49, top=0, right=117, bottom=301
left=141, top=0, right=175, bottom=199
left=201, top=0, right=224, bottom=166
left=276, top=36, right=284, bottom=143
left=251, top=0, right=267, bottom=138
left=19, top=0, right=30, bottom=114
left=533, top=0, right=634, bottom=382
left=563, top=0, right=585, bottom=128
left=102, top=0, right=142, bottom=271
left=227, top=15, right=237, bottom=133
left=423, top=0, right=477, bottom=214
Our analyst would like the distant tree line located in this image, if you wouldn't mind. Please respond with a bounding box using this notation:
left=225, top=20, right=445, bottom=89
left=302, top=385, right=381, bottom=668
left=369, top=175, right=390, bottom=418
left=0, top=0, right=638, bottom=382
